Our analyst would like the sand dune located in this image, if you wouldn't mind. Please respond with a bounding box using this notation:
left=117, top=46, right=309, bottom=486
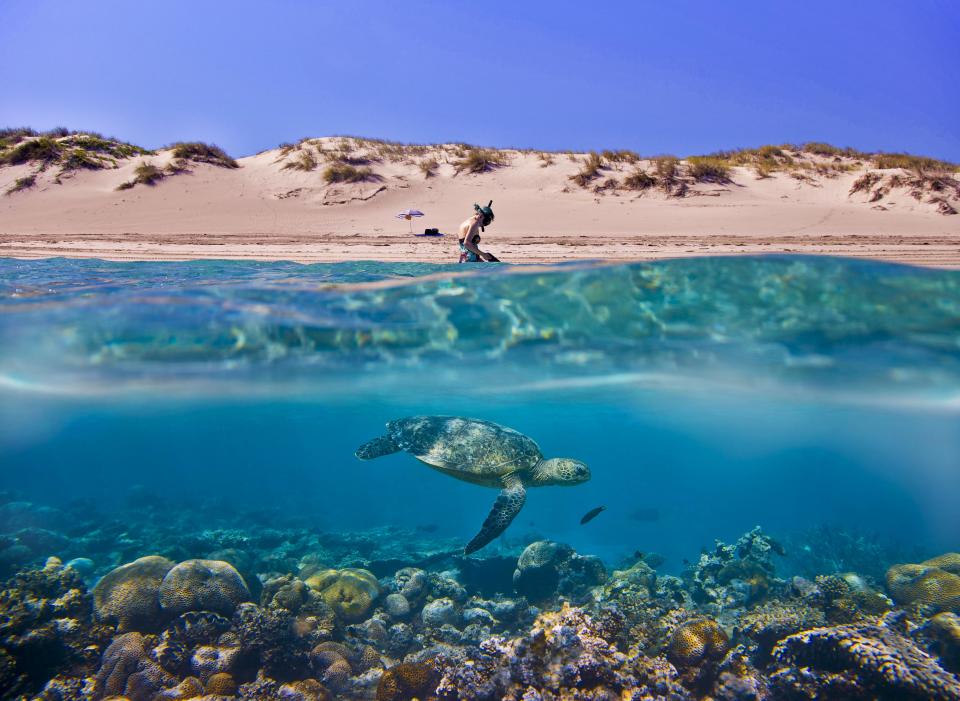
left=1, top=136, right=958, bottom=267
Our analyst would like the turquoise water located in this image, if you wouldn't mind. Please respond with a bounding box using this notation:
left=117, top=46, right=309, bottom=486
left=1, top=255, right=958, bottom=569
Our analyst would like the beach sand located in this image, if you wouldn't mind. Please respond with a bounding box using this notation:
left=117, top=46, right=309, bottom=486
left=2, top=138, right=958, bottom=267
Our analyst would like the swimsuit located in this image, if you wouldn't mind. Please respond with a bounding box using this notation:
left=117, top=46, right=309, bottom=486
left=459, top=240, right=480, bottom=263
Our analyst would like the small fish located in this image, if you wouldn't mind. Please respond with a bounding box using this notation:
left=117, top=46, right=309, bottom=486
left=580, top=505, right=606, bottom=525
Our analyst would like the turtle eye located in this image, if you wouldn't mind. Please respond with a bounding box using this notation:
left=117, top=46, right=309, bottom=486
left=575, top=466, right=586, bottom=476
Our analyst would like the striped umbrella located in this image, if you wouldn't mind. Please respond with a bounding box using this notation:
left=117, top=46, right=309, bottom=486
left=395, top=208, right=424, bottom=233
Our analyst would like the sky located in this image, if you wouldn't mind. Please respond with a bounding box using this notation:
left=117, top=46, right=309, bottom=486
left=1, top=0, right=958, bottom=160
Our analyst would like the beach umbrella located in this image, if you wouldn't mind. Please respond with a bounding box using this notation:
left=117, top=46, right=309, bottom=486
left=395, top=208, right=424, bottom=233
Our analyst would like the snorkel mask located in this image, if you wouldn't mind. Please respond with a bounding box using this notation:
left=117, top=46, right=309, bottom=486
left=473, top=200, right=494, bottom=231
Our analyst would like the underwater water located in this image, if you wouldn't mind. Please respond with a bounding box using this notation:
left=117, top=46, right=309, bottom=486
left=1, top=254, right=959, bottom=699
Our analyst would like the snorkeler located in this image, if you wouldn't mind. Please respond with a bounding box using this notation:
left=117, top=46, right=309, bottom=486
left=458, top=201, right=499, bottom=263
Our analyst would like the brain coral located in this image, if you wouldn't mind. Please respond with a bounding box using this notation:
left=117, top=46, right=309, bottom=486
left=93, top=555, right=175, bottom=632
left=886, top=563, right=960, bottom=612
left=774, top=623, right=960, bottom=701
left=304, top=568, right=380, bottom=622
left=205, top=671, right=238, bottom=695
left=95, top=631, right=148, bottom=697
left=930, top=613, right=960, bottom=674
left=310, top=641, right=353, bottom=690
left=278, top=678, right=332, bottom=701
left=667, top=618, right=730, bottom=668
left=158, top=559, right=251, bottom=617
left=376, top=662, right=438, bottom=701
left=925, top=554, right=960, bottom=575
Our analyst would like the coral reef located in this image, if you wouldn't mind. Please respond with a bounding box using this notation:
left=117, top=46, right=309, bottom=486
left=92, top=555, right=175, bottom=632
left=928, top=612, right=960, bottom=673
left=685, top=527, right=785, bottom=610
left=773, top=621, right=960, bottom=700
left=377, top=661, right=440, bottom=701
left=926, top=554, right=960, bottom=575
left=668, top=617, right=730, bottom=667
left=738, top=598, right=827, bottom=661
left=887, top=561, right=960, bottom=612
left=437, top=603, right=692, bottom=699
left=0, top=558, right=112, bottom=698
left=305, top=568, right=381, bottom=622
left=158, top=558, right=251, bottom=617
left=512, top=540, right=607, bottom=602
left=3, top=493, right=958, bottom=701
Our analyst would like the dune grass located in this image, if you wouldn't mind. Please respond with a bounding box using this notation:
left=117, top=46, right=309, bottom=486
left=1, top=137, right=62, bottom=166
left=453, top=148, right=506, bottom=175
left=873, top=153, right=957, bottom=173
left=601, top=149, right=640, bottom=164
left=418, top=158, right=439, bottom=178
left=323, top=162, right=377, bottom=183
left=59, top=148, right=103, bottom=172
left=116, top=162, right=166, bottom=190
left=570, top=151, right=604, bottom=187
left=4, top=174, right=36, bottom=195
left=169, top=142, right=239, bottom=168
left=622, top=169, right=656, bottom=190
left=849, top=172, right=882, bottom=195
left=0, top=129, right=150, bottom=173
left=282, top=150, right=318, bottom=172
left=686, top=156, right=731, bottom=183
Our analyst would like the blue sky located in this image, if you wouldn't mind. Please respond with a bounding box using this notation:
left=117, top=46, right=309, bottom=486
left=1, top=1, right=957, bottom=160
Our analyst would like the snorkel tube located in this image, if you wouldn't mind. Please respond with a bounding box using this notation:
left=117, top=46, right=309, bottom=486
left=473, top=200, right=494, bottom=231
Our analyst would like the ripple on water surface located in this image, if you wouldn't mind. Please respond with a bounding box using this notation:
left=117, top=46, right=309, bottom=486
left=0, top=255, right=958, bottom=404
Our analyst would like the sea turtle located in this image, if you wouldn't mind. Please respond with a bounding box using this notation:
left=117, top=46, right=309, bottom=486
left=355, top=416, right=590, bottom=554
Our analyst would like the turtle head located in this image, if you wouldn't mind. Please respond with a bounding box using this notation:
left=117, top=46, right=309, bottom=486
left=535, top=458, right=590, bottom=486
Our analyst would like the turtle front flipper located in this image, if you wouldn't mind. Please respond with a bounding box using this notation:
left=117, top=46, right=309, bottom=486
left=355, top=435, right=400, bottom=460
left=464, top=475, right=526, bottom=555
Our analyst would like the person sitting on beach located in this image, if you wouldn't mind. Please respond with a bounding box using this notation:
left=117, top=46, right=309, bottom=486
left=458, top=202, right=497, bottom=263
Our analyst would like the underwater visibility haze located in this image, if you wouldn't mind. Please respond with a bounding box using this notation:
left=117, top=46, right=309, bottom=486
left=1, top=255, right=960, bottom=700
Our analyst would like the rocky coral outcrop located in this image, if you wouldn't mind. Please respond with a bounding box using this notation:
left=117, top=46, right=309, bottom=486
left=772, top=621, right=960, bottom=700
left=158, top=558, right=251, bottom=617
left=93, top=555, right=175, bottom=632
left=305, top=568, right=380, bottom=622
left=512, top=540, right=606, bottom=602
left=0, top=558, right=112, bottom=698
left=887, top=560, right=960, bottom=612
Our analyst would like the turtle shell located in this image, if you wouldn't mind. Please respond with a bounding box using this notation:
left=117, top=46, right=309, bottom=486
left=388, top=416, right=542, bottom=481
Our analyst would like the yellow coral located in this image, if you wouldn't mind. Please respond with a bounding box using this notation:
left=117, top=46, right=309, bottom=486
left=304, top=568, right=340, bottom=592
left=205, top=672, right=237, bottom=696
left=931, top=612, right=960, bottom=645
left=304, top=568, right=379, bottom=621
left=376, top=662, right=436, bottom=701
left=92, top=555, right=174, bottom=632
left=279, top=679, right=332, bottom=701
left=158, top=559, right=251, bottom=617
left=929, top=612, right=960, bottom=672
left=886, top=563, right=960, bottom=612
left=667, top=618, right=730, bottom=667
left=311, top=641, right=353, bottom=689
left=924, top=553, right=960, bottom=575
left=163, top=677, right=204, bottom=699
left=358, top=644, right=383, bottom=672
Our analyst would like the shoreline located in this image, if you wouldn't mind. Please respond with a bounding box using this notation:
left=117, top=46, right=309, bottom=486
left=3, top=135, right=958, bottom=268
left=3, top=231, right=958, bottom=268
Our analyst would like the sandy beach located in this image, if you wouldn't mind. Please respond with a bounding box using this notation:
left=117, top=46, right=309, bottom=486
left=2, top=136, right=958, bottom=267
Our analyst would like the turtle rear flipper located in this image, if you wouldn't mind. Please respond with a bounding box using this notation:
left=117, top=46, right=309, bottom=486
left=464, top=476, right=526, bottom=555
left=355, top=435, right=401, bottom=460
